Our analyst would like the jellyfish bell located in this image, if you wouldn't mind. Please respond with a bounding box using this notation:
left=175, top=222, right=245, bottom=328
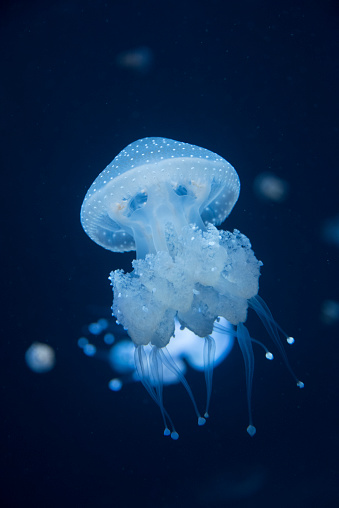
left=81, top=137, right=303, bottom=439
left=81, top=137, right=240, bottom=258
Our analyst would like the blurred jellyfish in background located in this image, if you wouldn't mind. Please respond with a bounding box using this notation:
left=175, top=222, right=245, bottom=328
left=322, top=214, right=339, bottom=248
left=78, top=314, right=234, bottom=392
left=116, top=46, right=154, bottom=74
left=320, top=299, right=339, bottom=325
left=253, top=172, right=289, bottom=203
left=25, top=342, right=56, bottom=373
left=320, top=218, right=339, bottom=327
left=80, top=137, right=303, bottom=439
left=197, top=463, right=267, bottom=505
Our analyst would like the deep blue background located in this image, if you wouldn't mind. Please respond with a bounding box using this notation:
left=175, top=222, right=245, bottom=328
left=1, top=1, right=338, bottom=507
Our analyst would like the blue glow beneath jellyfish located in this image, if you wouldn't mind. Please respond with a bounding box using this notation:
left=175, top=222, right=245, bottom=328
left=80, top=137, right=304, bottom=439
left=78, top=315, right=234, bottom=388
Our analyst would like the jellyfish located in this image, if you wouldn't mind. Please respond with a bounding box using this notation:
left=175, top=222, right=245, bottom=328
left=25, top=342, right=56, bottom=373
left=80, top=137, right=303, bottom=439
left=253, top=172, right=289, bottom=202
left=116, top=46, right=154, bottom=73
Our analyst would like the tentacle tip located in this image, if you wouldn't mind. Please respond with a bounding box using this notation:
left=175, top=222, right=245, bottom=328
left=265, top=352, right=274, bottom=360
left=297, top=380, right=304, bottom=389
left=204, top=412, right=210, bottom=419
left=171, top=431, right=179, bottom=440
left=247, top=425, right=256, bottom=437
left=164, top=428, right=171, bottom=436
left=287, top=336, right=295, bottom=344
left=198, top=416, right=206, bottom=426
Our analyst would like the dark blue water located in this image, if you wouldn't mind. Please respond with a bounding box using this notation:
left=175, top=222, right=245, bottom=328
left=1, top=1, right=338, bottom=507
